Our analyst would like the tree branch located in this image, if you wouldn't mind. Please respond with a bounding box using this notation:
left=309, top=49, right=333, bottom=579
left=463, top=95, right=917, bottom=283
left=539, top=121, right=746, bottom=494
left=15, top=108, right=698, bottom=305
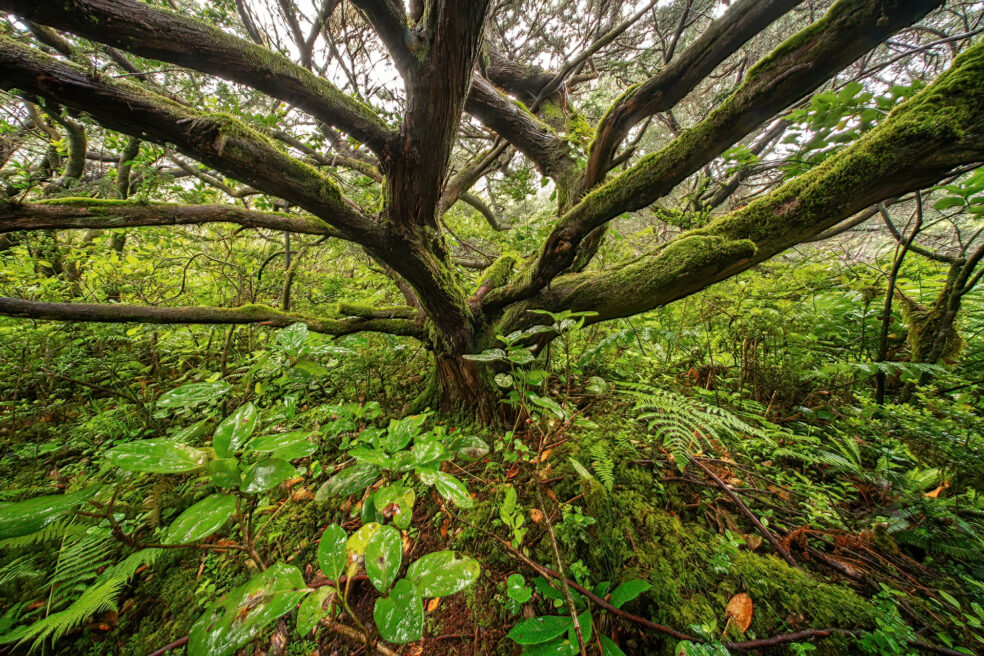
left=510, top=38, right=984, bottom=329
left=0, top=38, right=381, bottom=245
left=0, top=200, right=348, bottom=240
left=0, top=0, right=393, bottom=155
left=487, top=0, right=944, bottom=310
left=0, top=297, right=425, bottom=338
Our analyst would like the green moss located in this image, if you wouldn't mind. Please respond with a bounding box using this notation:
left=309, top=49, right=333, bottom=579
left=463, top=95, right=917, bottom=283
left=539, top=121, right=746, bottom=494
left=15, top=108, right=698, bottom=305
left=37, top=197, right=142, bottom=208
left=477, top=252, right=522, bottom=291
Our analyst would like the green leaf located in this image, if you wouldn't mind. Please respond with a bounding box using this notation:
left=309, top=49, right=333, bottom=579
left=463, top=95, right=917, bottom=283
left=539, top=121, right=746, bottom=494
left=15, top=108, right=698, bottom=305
left=207, top=459, right=241, bottom=489
left=164, top=494, right=236, bottom=545
left=361, top=491, right=385, bottom=525
left=365, top=525, right=402, bottom=593
left=374, top=484, right=415, bottom=529
left=530, top=395, right=566, bottom=419
left=383, top=414, right=428, bottom=452
left=296, top=587, right=333, bottom=636
left=157, top=382, right=230, bottom=409
left=934, top=196, right=966, bottom=210
left=317, top=524, right=348, bottom=581
left=411, top=437, right=446, bottom=466
left=609, top=580, right=651, bottom=609
left=507, top=616, right=572, bottom=645
left=451, top=435, right=490, bottom=461
left=462, top=348, right=507, bottom=362
left=188, top=563, right=308, bottom=656
left=568, top=458, right=595, bottom=483
left=314, top=464, right=379, bottom=503
left=240, top=458, right=294, bottom=494
left=213, top=403, right=259, bottom=458
left=406, top=551, right=480, bottom=597
left=507, top=573, right=532, bottom=603
left=939, top=590, right=962, bottom=609
left=104, top=439, right=208, bottom=473
left=523, top=639, right=570, bottom=655
left=346, top=522, right=382, bottom=576
left=599, top=635, right=628, bottom=656
left=373, top=579, right=423, bottom=644
left=0, top=487, right=99, bottom=540
left=348, top=447, right=393, bottom=468
left=293, top=358, right=331, bottom=378
left=277, top=322, right=309, bottom=358
left=248, top=431, right=316, bottom=460
left=432, top=472, right=473, bottom=508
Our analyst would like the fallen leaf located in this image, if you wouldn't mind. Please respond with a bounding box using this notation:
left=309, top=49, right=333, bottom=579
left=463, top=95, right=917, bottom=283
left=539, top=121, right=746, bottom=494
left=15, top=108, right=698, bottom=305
left=725, top=592, right=753, bottom=634
left=744, top=534, right=763, bottom=551
left=925, top=480, right=949, bottom=498
left=407, top=643, right=425, bottom=656
left=530, top=509, right=544, bottom=524
left=426, top=597, right=441, bottom=612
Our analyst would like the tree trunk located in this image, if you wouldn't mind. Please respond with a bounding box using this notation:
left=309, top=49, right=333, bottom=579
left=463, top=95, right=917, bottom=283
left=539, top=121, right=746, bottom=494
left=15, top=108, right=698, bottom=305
left=412, top=352, right=504, bottom=424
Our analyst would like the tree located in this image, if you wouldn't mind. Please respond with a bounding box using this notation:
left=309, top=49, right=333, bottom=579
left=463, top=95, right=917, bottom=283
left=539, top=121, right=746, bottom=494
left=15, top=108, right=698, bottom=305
left=1, top=0, right=984, bottom=421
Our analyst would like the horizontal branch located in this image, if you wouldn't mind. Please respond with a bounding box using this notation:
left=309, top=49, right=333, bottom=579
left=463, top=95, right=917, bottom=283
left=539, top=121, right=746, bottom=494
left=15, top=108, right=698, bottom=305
left=0, top=0, right=393, bottom=155
left=487, top=0, right=944, bottom=309
left=0, top=297, right=425, bottom=339
left=0, top=200, right=347, bottom=239
left=0, top=38, right=382, bottom=245
left=514, top=37, right=984, bottom=327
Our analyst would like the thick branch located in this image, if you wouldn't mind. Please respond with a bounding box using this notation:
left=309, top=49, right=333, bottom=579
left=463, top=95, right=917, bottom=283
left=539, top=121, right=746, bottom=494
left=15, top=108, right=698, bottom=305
left=0, top=38, right=381, bottom=245
left=0, top=200, right=347, bottom=239
left=0, top=297, right=424, bottom=338
left=515, top=38, right=984, bottom=327
left=0, top=0, right=393, bottom=155
left=488, top=0, right=943, bottom=309
left=583, top=0, right=802, bottom=189
left=350, top=0, right=416, bottom=77
left=465, top=77, right=573, bottom=180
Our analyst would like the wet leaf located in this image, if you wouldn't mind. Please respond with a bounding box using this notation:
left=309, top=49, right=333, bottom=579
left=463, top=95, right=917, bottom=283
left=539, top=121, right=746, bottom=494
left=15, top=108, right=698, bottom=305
left=164, top=494, right=236, bottom=545
left=213, top=403, right=259, bottom=458
left=406, top=551, right=480, bottom=598
left=600, top=635, right=628, bottom=656
left=248, top=431, right=316, bottom=461
left=373, top=579, right=423, bottom=644
left=0, top=486, right=100, bottom=540
left=725, top=592, right=753, bottom=633
left=507, top=615, right=572, bottom=645
left=317, top=524, right=348, bottom=582
left=296, top=587, right=333, bottom=636
left=365, top=525, right=402, bottom=593
left=240, top=458, right=295, bottom=494
left=207, top=459, right=241, bottom=489
left=432, top=472, right=473, bottom=508
left=314, top=464, right=380, bottom=503
left=187, top=563, right=308, bottom=656
left=374, top=484, right=415, bottom=529
left=104, top=440, right=207, bottom=473
left=157, top=382, right=231, bottom=409
left=609, top=580, right=651, bottom=609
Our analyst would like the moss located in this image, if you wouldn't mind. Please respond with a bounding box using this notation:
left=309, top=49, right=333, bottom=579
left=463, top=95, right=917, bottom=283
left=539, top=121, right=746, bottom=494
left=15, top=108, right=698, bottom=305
left=37, top=197, right=142, bottom=208
left=477, top=252, right=522, bottom=291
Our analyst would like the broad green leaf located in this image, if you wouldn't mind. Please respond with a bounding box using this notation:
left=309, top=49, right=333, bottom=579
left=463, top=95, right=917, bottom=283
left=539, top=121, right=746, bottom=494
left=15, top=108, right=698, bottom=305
left=346, top=522, right=381, bottom=577
left=207, top=459, right=241, bottom=489
left=277, top=322, right=309, bottom=358
left=411, top=437, right=445, bottom=466
left=188, top=563, right=308, bottom=656
left=383, top=414, right=427, bottom=452
left=293, top=358, right=331, bottom=378
left=157, top=382, right=230, bottom=409
left=164, top=494, right=235, bottom=545
left=0, top=487, right=99, bottom=540
left=934, top=196, right=966, bottom=210
left=462, top=349, right=507, bottom=362
left=348, top=447, right=392, bottom=468
left=373, top=579, right=423, bottom=644
left=314, top=464, right=379, bottom=503
left=365, top=525, right=402, bottom=593
left=374, top=484, right=415, bottom=529
left=569, top=609, right=592, bottom=645
left=568, top=458, right=595, bottom=483
left=507, top=615, right=572, bottom=645
left=432, top=472, right=473, bottom=508
left=599, top=635, right=628, bottom=656
left=240, top=458, right=294, bottom=494
left=507, top=573, right=532, bottom=603
left=213, top=403, right=259, bottom=458
left=361, top=491, right=385, bottom=525
left=406, top=551, right=480, bottom=597
left=610, top=580, right=651, bottom=608
left=451, top=435, right=490, bottom=461
left=296, top=587, right=333, bottom=636
left=530, top=395, right=566, bottom=419
left=247, top=431, right=315, bottom=460
left=104, top=439, right=207, bottom=473
left=317, top=524, right=348, bottom=581
left=522, top=639, right=570, bottom=655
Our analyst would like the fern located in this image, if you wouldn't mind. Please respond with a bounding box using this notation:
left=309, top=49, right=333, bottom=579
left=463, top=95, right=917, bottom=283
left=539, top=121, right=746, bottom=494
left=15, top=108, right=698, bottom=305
left=0, top=555, right=42, bottom=587
left=47, top=528, right=114, bottom=610
left=0, top=519, right=86, bottom=550
left=0, top=548, right=161, bottom=650
left=589, top=441, right=615, bottom=492
left=622, top=382, right=777, bottom=471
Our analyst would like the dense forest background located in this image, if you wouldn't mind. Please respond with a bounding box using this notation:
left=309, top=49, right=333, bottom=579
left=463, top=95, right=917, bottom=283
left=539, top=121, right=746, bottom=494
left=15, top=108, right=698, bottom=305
left=1, top=0, right=984, bottom=654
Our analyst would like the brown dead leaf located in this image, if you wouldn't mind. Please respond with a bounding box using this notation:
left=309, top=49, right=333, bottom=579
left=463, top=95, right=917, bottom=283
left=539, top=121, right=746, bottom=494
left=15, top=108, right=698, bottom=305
left=744, top=534, right=763, bottom=551
left=530, top=509, right=544, bottom=524
left=725, top=592, right=753, bottom=634
left=407, top=643, right=425, bottom=656
left=426, top=598, right=441, bottom=612
left=440, top=517, right=450, bottom=538
left=539, top=449, right=553, bottom=463
left=545, top=488, right=559, bottom=504
left=925, top=480, right=949, bottom=498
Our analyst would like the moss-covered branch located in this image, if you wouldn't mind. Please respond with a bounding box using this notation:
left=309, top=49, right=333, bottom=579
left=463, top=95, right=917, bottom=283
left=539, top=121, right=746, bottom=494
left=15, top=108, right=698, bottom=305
left=0, top=37, right=382, bottom=246
left=0, top=200, right=347, bottom=239
left=0, top=0, right=393, bottom=155
left=0, top=297, right=425, bottom=339
left=511, top=37, right=984, bottom=328
left=488, top=0, right=943, bottom=311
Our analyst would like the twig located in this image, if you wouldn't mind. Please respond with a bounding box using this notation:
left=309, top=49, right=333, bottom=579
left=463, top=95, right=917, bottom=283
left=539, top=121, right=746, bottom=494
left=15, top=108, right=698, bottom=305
left=536, top=488, right=587, bottom=656
left=688, top=456, right=801, bottom=570
left=143, top=636, right=188, bottom=656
